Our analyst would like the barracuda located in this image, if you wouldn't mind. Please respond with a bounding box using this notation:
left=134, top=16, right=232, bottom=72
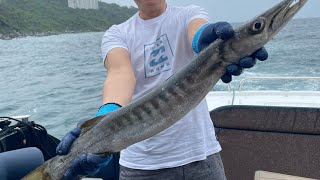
left=23, top=0, right=308, bottom=179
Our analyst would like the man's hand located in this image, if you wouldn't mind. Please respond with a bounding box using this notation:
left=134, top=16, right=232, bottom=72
left=192, top=22, right=268, bottom=83
left=56, top=103, right=121, bottom=179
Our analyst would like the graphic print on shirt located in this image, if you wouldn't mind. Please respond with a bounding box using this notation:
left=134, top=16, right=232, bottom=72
left=144, top=34, right=174, bottom=78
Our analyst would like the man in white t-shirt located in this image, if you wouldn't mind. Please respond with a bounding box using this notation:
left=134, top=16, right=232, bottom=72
left=56, top=0, right=268, bottom=179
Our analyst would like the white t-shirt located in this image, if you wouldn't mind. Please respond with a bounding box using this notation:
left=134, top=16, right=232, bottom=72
left=101, top=4, right=221, bottom=170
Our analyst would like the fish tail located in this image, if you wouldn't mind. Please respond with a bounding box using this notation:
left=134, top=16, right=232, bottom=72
left=22, top=162, right=51, bottom=180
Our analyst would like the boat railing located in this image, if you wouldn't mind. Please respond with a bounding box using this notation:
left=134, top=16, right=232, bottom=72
left=238, top=77, right=320, bottom=91
left=207, top=77, right=320, bottom=110
left=222, top=84, right=232, bottom=92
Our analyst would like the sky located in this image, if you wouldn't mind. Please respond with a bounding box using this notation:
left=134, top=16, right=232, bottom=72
left=101, top=0, right=320, bottom=23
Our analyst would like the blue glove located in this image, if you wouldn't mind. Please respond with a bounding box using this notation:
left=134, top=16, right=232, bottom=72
left=192, top=22, right=268, bottom=83
left=56, top=103, right=122, bottom=179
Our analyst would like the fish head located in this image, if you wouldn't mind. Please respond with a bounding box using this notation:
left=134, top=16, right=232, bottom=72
left=225, top=0, right=307, bottom=60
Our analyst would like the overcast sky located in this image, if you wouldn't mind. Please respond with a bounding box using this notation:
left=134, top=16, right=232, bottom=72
left=102, top=0, right=320, bottom=23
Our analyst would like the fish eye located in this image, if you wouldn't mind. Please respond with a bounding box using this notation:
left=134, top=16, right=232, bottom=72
left=250, top=18, right=265, bottom=34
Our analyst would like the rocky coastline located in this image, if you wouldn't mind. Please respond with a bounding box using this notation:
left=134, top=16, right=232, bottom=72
left=0, top=30, right=85, bottom=40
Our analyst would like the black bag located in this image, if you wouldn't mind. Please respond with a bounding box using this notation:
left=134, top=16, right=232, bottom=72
left=0, top=116, right=60, bottom=160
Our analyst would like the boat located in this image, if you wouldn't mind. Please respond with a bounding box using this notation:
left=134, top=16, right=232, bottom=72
left=1, top=77, right=319, bottom=180
left=206, top=76, right=320, bottom=179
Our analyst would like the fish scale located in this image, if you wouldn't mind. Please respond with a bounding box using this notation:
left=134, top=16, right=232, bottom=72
left=23, top=0, right=308, bottom=179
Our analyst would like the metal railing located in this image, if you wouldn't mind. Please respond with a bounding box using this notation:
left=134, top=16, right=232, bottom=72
left=238, top=77, right=320, bottom=91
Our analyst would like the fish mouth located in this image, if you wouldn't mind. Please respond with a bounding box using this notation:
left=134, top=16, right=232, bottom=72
left=264, top=0, right=308, bottom=36
left=225, top=0, right=308, bottom=69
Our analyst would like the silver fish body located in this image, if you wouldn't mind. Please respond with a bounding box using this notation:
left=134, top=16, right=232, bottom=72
left=23, top=0, right=308, bottom=179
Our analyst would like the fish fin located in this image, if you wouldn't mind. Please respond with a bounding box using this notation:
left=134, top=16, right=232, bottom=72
left=79, top=115, right=105, bottom=135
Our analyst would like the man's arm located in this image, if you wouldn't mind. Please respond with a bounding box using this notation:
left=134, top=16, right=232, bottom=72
left=187, top=18, right=208, bottom=46
left=102, top=47, right=136, bottom=106
left=56, top=45, right=135, bottom=179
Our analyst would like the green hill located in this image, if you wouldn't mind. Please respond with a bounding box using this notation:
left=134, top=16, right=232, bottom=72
left=0, top=0, right=137, bottom=39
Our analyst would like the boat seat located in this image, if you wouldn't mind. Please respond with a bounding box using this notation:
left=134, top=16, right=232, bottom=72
left=210, top=105, right=320, bottom=180
left=0, top=147, right=44, bottom=180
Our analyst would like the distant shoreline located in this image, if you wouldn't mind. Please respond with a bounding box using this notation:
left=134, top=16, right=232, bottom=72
left=2, top=17, right=318, bottom=40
